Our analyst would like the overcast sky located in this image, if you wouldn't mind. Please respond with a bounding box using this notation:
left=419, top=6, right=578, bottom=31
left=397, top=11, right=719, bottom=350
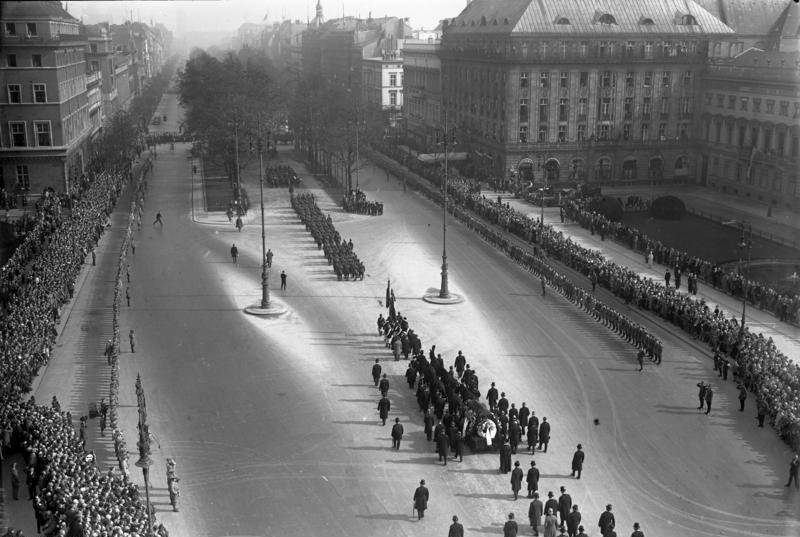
left=65, top=0, right=469, bottom=34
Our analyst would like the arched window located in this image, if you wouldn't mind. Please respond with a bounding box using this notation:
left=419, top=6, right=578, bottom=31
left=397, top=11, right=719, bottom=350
left=681, top=15, right=698, bottom=25
left=639, top=17, right=655, bottom=25
left=555, top=17, right=570, bottom=25
left=675, top=155, right=689, bottom=169
left=598, top=14, right=617, bottom=25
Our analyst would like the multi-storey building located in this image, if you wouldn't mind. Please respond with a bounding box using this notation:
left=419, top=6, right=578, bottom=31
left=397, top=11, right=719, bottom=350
left=1, top=1, right=92, bottom=196
left=403, top=39, right=442, bottom=149
left=700, top=49, right=800, bottom=210
left=362, top=50, right=404, bottom=131
left=439, top=0, right=734, bottom=185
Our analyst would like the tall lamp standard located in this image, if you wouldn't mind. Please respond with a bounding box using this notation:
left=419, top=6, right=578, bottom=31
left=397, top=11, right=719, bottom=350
left=134, top=373, right=154, bottom=536
left=738, top=224, right=753, bottom=336
left=228, top=120, right=242, bottom=209
left=244, top=122, right=287, bottom=317
left=423, top=113, right=463, bottom=305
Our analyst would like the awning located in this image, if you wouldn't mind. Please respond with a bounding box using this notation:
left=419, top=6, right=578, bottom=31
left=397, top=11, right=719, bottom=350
left=417, top=152, right=468, bottom=163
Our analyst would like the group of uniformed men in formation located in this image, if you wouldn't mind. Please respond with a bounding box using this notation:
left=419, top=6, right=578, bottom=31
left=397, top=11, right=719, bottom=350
left=342, top=189, right=384, bottom=216
left=264, top=165, right=301, bottom=187
left=291, top=193, right=365, bottom=280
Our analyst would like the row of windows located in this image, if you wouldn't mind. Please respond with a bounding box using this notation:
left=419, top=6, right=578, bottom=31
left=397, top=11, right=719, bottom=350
left=517, top=122, right=690, bottom=144
left=7, top=83, right=47, bottom=104
left=7, top=121, right=52, bottom=147
left=519, top=70, right=692, bottom=89
left=705, top=119, right=800, bottom=157
left=518, top=96, right=693, bottom=123
left=710, top=157, right=798, bottom=197
left=705, top=92, right=798, bottom=117
left=0, top=165, right=31, bottom=191
left=5, top=53, right=43, bottom=67
left=4, top=22, right=38, bottom=37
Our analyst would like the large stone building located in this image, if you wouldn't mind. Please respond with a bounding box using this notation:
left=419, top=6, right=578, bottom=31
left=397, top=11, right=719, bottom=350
left=700, top=49, right=800, bottom=210
left=438, top=0, right=735, bottom=185
left=403, top=39, right=442, bottom=149
left=1, top=1, right=92, bottom=196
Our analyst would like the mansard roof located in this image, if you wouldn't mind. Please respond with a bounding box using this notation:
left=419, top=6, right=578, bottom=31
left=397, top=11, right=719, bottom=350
left=692, top=0, right=791, bottom=36
left=443, top=0, right=734, bottom=37
left=1, top=0, right=79, bottom=22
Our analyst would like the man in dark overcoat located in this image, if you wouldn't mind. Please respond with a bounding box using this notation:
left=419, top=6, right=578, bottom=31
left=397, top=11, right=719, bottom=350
left=526, top=460, right=540, bottom=498
left=557, top=486, right=572, bottom=527
left=511, top=460, right=524, bottom=499
left=436, top=428, right=449, bottom=466
left=500, top=439, right=512, bottom=473
left=538, top=418, right=551, bottom=452
left=372, top=359, right=382, bottom=386
left=377, top=395, right=391, bottom=425
left=391, top=418, right=404, bottom=450
left=527, top=413, right=539, bottom=451
left=509, top=419, right=522, bottom=455
left=413, top=480, right=429, bottom=519
left=571, top=444, right=585, bottom=479
left=529, top=492, right=544, bottom=536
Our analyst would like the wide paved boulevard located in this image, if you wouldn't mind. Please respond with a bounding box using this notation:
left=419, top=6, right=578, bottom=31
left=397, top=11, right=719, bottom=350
left=51, top=96, right=800, bottom=537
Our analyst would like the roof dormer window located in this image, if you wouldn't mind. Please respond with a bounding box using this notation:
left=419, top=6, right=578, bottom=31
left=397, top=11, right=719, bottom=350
left=679, top=14, right=698, bottom=25
left=594, top=12, right=617, bottom=25
left=639, top=17, right=655, bottom=25
left=555, top=17, right=571, bottom=25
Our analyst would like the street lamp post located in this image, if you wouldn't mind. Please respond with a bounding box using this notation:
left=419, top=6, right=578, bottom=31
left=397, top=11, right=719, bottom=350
left=437, top=122, right=455, bottom=299
left=134, top=373, right=154, bottom=537
left=738, top=224, right=753, bottom=336
left=257, top=133, right=271, bottom=309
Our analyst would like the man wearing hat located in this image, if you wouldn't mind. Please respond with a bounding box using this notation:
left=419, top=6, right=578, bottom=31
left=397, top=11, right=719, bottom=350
left=511, top=460, right=524, bottom=499
left=413, top=479, right=429, bottom=520
left=576, top=525, right=589, bottom=537
left=526, top=460, right=540, bottom=498
left=558, top=486, right=572, bottom=527
left=696, top=381, right=707, bottom=410
left=598, top=504, right=615, bottom=536
left=566, top=505, right=581, bottom=537
left=391, top=418, right=404, bottom=450
left=487, top=382, right=499, bottom=411
left=631, top=522, right=644, bottom=537
left=529, top=491, right=543, bottom=536
left=571, top=444, right=585, bottom=479
left=503, top=512, right=519, bottom=537
left=448, top=515, right=464, bottom=537
left=785, top=453, right=799, bottom=489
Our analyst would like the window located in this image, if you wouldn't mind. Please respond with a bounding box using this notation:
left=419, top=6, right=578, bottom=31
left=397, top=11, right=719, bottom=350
left=643, top=71, right=652, bottom=87
left=32, top=83, right=46, bottom=103
left=389, top=91, right=397, bottom=106
left=598, top=14, right=617, bottom=25
left=5, top=22, right=16, bottom=36
left=779, top=101, right=789, bottom=116
left=681, top=14, right=698, bottom=25
left=579, top=41, right=588, bottom=58
left=539, top=72, right=549, bottom=88
left=739, top=126, right=746, bottom=147
left=579, top=72, right=588, bottom=87
left=519, top=98, right=529, bottom=121
left=716, top=94, right=724, bottom=107
left=577, top=124, right=587, bottom=141
left=766, top=99, right=775, bottom=113
left=623, top=123, right=632, bottom=140
left=6, top=54, right=16, bottom=67
left=558, top=124, right=567, bottom=142
left=539, top=98, right=549, bottom=121
left=740, top=97, right=748, bottom=111
left=662, top=71, right=671, bottom=87
left=660, top=99, right=670, bottom=115
left=752, top=98, right=761, bottom=113
left=599, top=124, right=610, bottom=140
left=705, top=93, right=713, bottom=106
left=10, top=122, right=27, bottom=147
left=625, top=41, right=635, bottom=56
left=641, top=123, right=649, bottom=140
left=559, top=98, right=568, bottom=121
left=600, top=71, right=612, bottom=87
left=559, top=41, right=568, bottom=59
left=34, top=121, right=51, bottom=146
left=559, top=72, right=569, bottom=88
left=599, top=41, right=610, bottom=58
left=683, top=71, right=693, bottom=85
left=679, top=123, right=688, bottom=139
left=643, top=41, right=653, bottom=59
left=519, top=125, right=528, bottom=143
left=578, top=98, right=587, bottom=118
left=16, top=165, right=30, bottom=189
left=625, top=71, right=634, bottom=87
left=763, top=128, right=772, bottom=151
left=600, top=98, right=611, bottom=119
left=728, top=95, right=736, bottom=109
left=662, top=41, right=673, bottom=57
left=389, top=73, right=397, bottom=86
left=624, top=97, right=633, bottom=118
left=7, top=84, right=21, bottom=103
left=658, top=123, right=667, bottom=139
left=538, top=125, right=548, bottom=142
left=520, top=72, right=529, bottom=88
left=26, top=23, right=37, bottom=37
left=32, top=54, right=42, bottom=67
left=642, top=97, right=651, bottom=119
left=778, top=132, right=786, bottom=156
left=680, top=97, right=691, bottom=115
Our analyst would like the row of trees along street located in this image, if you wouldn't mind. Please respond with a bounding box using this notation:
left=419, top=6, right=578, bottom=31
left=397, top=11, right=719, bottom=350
left=178, top=48, right=289, bottom=191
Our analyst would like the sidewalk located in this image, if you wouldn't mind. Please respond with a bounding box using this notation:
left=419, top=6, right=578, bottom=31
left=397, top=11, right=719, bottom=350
left=503, top=195, right=800, bottom=362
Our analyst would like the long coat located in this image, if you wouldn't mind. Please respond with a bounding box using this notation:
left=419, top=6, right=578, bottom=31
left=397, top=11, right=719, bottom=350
left=511, top=466, right=524, bottom=493
left=571, top=449, right=585, bottom=471
left=526, top=466, right=540, bottom=492
left=558, top=493, right=572, bottom=523
left=539, top=421, right=551, bottom=442
left=377, top=397, right=391, bottom=420
left=499, top=442, right=512, bottom=473
left=529, top=498, right=544, bottom=529
left=413, top=485, right=429, bottom=511
left=567, top=510, right=582, bottom=535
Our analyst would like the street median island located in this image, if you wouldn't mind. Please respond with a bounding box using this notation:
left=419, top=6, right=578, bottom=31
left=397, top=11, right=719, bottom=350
left=244, top=301, right=288, bottom=316
left=422, top=290, right=465, bottom=305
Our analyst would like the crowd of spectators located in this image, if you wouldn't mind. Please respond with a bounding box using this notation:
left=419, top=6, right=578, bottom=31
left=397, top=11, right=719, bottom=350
left=342, top=189, right=383, bottom=216
left=0, top=166, right=163, bottom=536
left=264, top=165, right=300, bottom=188
left=370, top=141, right=800, bottom=449
left=561, top=198, right=800, bottom=325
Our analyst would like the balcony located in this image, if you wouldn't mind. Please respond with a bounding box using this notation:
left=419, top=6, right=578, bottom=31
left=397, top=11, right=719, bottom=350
left=440, top=43, right=708, bottom=65
left=4, top=32, right=88, bottom=45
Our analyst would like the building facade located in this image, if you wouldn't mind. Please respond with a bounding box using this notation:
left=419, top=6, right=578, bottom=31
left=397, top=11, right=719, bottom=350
left=362, top=52, right=404, bottom=131
left=700, top=49, right=800, bottom=210
left=439, top=0, right=734, bottom=185
left=1, top=1, right=92, bottom=196
left=403, top=40, right=442, bottom=150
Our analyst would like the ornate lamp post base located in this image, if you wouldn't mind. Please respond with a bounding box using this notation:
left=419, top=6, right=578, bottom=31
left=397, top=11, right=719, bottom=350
left=423, top=265, right=464, bottom=304
left=244, top=301, right=288, bottom=316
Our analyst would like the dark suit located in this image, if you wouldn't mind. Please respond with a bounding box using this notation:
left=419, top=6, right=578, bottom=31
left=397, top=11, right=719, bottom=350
left=526, top=466, right=540, bottom=497
left=558, top=493, right=572, bottom=526
left=571, top=449, right=585, bottom=478
left=538, top=421, right=551, bottom=452
left=511, top=466, right=524, bottom=499
left=391, top=423, right=404, bottom=449
left=413, top=485, right=429, bottom=519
